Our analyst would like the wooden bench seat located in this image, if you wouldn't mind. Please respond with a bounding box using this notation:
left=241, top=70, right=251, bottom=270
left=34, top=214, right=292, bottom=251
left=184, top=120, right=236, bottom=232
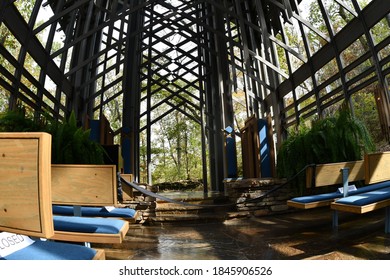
left=52, top=215, right=129, bottom=244
left=51, top=164, right=138, bottom=223
left=0, top=132, right=105, bottom=260
left=331, top=186, right=390, bottom=213
left=288, top=180, right=390, bottom=209
left=287, top=152, right=390, bottom=233
left=1, top=232, right=105, bottom=260
left=49, top=165, right=130, bottom=244
left=287, top=160, right=365, bottom=209
left=52, top=205, right=137, bottom=220
left=329, top=152, right=390, bottom=233
left=330, top=186, right=390, bottom=233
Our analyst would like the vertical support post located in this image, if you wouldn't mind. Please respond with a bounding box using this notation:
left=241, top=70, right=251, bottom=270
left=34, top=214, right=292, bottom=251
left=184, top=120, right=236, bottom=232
left=225, top=133, right=237, bottom=178
left=72, top=204, right=88, bottom=247
left=122, top=0, right=142, bottom=180
left=332, top=210, right=339, bottom=230
left=333, top=168, right=349, bottom=230
left=73, top=205, right=82, bottom=217
left=385, top=206, right=390, bottom=234
left=341, top=167, right=350, bottom=197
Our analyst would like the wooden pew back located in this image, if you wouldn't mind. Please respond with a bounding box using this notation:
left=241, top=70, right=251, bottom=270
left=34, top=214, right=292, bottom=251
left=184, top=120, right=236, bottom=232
left=306, top=160, right=365, bottom=188
left=0, top=132, right=54, bottom=238
left=364, top=151, right=390, bottom=184
left=51, top=164, right=118, bottom=207
left=120, top=173, right=133, bottom=200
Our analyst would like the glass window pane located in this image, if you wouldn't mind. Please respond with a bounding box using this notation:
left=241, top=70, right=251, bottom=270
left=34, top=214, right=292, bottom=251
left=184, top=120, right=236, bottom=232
left=370, top=17, right=390, bottom=45
left=323, top=0, right=355, bottom=34
left=341, top=36, right=369, bottom=68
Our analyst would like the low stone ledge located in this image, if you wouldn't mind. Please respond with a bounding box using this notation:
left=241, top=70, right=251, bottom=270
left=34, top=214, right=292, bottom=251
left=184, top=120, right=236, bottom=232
left=225, top=177, right=293, bottom=216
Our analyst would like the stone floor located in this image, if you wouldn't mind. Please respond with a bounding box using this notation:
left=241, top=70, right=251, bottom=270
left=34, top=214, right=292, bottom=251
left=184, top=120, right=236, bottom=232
left=94, top=207, right=390, bottom=260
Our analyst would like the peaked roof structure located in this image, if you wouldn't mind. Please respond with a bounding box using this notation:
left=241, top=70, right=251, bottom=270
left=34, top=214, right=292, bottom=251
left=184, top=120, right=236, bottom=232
left=0, top=0, right=389, bottom=190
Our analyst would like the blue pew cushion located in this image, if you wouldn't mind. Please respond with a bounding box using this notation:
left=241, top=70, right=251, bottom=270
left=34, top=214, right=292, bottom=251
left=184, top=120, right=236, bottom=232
left=290, top=180, right=390, bottom=204
left=334, top=186, right=390, bottom=206
left=3, top=240, right=99, bottom=260
left=53, top=205, right=136, bottom=218
left=53, top=215, right=126, bottom=234
left=0, top=232, right=97, bottom=260
left=290, top=191, right=342, bottom=204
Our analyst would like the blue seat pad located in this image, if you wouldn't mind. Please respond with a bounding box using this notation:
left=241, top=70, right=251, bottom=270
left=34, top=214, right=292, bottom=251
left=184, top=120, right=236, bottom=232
left=290, top=180, right=390, bottom=204
left=334, top=186, right=390, bottom=206
left=53, top=205, right=136, bottom=218
left=290, top=191, right=342, bottom=204
left=1, top=240, right=97, bottom=260
left=53, top=215, right=125, bottom=234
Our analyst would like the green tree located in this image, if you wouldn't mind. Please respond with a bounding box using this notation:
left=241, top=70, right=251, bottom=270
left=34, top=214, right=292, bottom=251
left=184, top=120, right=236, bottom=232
left=277, top=105, right=375, bottom=194
left=0, top=2, right=45, bottom=112
left=300, top=0, right=386, bottom=146
left=148, top=81, right=203, bottom=183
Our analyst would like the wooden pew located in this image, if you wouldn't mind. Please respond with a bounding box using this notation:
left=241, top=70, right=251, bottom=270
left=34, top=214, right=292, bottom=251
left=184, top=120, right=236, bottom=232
left=305, top=160, right=365, bottom=188
left=52, top=164, right=118, bottom=206
left=51, top=215, right=129, bottom=244
left=51, top=165, right=138, bottom=223
left=364, top=151, right=390, bottom=184
left=50, top=164, right=130, bottom=243
left=120, top=173, right=134, bottom=201
left=1, top=132, right=128, bottom=245
left=287, top=160, right=365, bottom=209
left=0, top=132, right=105, bottom=259
left=331, top=152, right=390, bottom=233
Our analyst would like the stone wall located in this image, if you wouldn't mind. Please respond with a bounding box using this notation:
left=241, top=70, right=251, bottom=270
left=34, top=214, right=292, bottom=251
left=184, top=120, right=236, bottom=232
left=124, top=178, right=297, bottom=222
left=224, top=177, right=294, bottom=216
left=121, top=184, right=157, bottom=224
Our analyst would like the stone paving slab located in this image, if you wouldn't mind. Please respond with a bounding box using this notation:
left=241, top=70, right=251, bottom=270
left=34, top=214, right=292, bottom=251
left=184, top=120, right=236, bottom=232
left=93, top=207, right=390, bottom=260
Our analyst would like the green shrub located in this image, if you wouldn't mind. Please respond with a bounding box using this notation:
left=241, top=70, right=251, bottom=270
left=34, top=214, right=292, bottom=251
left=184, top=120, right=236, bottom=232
left=47, top=111, right=105, bottom=164
left=0, top=107, right=104, bottom=164
left=277, top=105, right=375, bottom=193
left=0, top=106, right=44, bottom=132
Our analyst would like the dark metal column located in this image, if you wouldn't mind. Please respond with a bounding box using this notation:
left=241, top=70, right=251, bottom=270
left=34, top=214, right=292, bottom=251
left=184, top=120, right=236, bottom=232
left=202, top=2, right=231, bottom=191
left=122, top=0, right=143, bottom=180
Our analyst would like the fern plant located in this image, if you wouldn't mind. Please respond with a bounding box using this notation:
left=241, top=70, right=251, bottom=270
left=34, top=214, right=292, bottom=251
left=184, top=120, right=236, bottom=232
left=47, top=111, right=105, bottom=164
left=0, top=107, right=105, bottom=164
left=0, top=106, right=45, bottom=132
left=277, top=106, right=375, bottom=194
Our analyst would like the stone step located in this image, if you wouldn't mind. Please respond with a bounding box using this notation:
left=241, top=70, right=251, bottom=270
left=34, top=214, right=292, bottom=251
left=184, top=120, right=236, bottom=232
left=155, top=201, right=234, bottom=210
left=123, top=180, right=293, bottom=224
left=133, top=194, right=240, bottom=223
left=154, top=196, right=235, bottom=216
left=151, top=209, right=251, bottom=223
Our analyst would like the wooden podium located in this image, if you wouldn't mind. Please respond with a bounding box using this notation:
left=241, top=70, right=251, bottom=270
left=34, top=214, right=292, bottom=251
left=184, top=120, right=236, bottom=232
left=240, top=115, right=275, bottom=178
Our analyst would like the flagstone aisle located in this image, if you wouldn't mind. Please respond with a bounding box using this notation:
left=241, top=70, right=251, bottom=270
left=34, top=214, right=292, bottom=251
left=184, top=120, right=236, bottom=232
left=94, top=207, right=390, bottom=260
